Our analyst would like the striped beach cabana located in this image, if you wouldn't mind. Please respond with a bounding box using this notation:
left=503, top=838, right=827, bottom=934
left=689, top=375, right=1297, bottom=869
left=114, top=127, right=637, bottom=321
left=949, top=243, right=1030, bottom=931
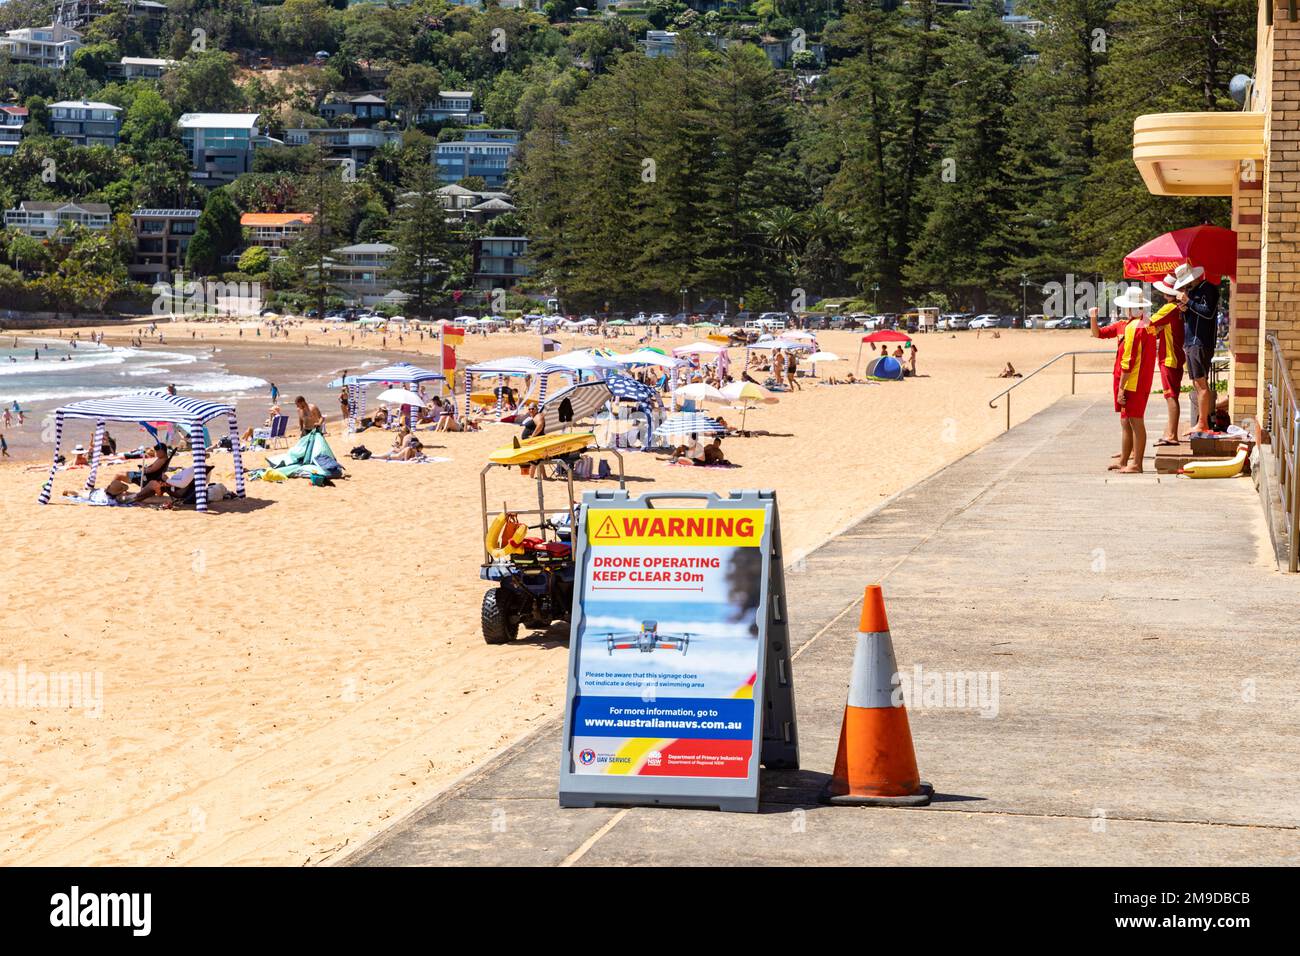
left=350, top=362, right=446, bottom=430
left=462, top=356, right=570, bottom=417
left=37, top=392, right=246, bottom=513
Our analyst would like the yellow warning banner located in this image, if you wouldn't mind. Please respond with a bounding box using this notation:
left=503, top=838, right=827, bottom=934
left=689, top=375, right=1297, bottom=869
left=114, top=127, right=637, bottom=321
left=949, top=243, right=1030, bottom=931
left=587, top=509, right=766, bottom=547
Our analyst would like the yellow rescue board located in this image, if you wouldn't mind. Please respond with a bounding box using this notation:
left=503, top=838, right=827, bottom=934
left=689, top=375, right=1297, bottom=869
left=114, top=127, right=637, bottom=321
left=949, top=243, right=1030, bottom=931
left=488, top=431, right=595, bottom=465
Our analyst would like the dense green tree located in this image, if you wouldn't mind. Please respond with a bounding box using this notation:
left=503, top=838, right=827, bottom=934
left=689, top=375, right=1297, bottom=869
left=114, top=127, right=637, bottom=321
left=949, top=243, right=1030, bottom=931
left=187, top=190, right=243, bottom=277
left=385, top=165, right=450, bottom=314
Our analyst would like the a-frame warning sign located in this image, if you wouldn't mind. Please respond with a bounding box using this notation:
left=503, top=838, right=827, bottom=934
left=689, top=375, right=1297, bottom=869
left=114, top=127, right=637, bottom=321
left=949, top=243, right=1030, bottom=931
left=593, top=514, right=621, bottom=540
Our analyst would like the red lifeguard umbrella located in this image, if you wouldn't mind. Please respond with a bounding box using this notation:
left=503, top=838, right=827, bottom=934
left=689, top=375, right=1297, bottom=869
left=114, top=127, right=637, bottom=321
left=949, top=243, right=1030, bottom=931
left=858, top=329, right=912, bottom=371
left=1123, top=225, right=1236, bottom=285
left=862, top=329, right=912, bottom=343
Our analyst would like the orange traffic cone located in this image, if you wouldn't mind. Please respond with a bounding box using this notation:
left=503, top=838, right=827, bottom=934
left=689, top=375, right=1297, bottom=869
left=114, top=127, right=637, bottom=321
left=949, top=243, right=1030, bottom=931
left=820, top=585, right=932, bottom=806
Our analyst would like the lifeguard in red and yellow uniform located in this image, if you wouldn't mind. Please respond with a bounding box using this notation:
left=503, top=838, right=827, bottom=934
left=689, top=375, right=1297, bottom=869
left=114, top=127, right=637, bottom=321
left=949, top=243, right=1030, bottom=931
left=1090, top=290, right=1157, bottom=474
left=1148, top=272, right=1187, bottom=446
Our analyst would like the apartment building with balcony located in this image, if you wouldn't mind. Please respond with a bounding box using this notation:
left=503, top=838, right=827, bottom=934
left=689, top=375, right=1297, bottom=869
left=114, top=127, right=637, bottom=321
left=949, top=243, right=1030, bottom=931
left=49, top=100, right=122, bottom=148
left=112, top=56, right=177, bottom=80
left=4, top=200, right=111, bottom=238
left=330, top=242, right=396, bottom=305
left=283, top=126, right=400, bottom=169
left=178, top=113, right=263, bottom=186
left=471, top=235, right=530, bottom=291
left=240, top=212, right=314, bottom=253
left=318, top=93, right=390, bottom=126
left=0, top=106, right=28, bottom=157
left=0, top=24, right=82, bottom=69
left=434, top=129, right=518, bottom=189
left=129, top=208, right=200, bottom=283
left=415, top=91, right=485, bottom=125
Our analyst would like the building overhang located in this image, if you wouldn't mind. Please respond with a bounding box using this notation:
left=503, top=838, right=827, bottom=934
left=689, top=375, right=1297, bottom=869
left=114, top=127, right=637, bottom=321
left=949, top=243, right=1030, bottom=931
left=1133, top=111, right=1266, bottom=196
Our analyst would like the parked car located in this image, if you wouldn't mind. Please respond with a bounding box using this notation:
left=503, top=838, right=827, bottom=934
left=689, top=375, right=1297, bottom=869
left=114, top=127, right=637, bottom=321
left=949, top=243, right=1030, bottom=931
left=1058, top=316, right=1089, bottom=329
left=969, top=313, right=999, bottom=329
left=632, top=311, right=649, bottom=323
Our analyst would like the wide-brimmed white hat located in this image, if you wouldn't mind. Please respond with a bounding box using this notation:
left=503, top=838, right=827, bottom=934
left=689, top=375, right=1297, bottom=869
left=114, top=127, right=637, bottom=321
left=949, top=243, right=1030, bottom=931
left=1153, top=273, right=1178, bottom=296
left=1113, top=289, right=1152, bottom=310
left=1170, top=262, right=1205, bottom=290
left=72, top=444, right=86, bottom=454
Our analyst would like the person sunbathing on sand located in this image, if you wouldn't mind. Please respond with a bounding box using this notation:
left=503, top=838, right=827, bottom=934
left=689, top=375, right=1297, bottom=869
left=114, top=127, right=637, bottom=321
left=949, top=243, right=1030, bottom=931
left=380, top=428, right=423, bottom=461
left=999, top=363, right=1021, bottom=378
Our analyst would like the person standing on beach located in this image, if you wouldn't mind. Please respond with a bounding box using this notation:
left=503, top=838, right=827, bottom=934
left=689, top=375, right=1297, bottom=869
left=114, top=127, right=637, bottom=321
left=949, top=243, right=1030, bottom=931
left=270, top=382, right=279, bottom=405
left=1167, top=262, right=1218, bottom=436
left=1149, top=273, right=1186, bottom=447
left=1090, top=293, right=1156, bottom=474
left=338, top=385, right=350, bottom=426
left=1, top=432, right=8, bottom=458
left=295, top=395, right=324, bottom=436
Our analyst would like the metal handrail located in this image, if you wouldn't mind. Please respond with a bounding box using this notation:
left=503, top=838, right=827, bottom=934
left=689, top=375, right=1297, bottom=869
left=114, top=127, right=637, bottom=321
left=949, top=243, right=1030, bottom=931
left=1265, top=333, right=1299, bottom=572
left=988, top=349, right=1113, bottom=431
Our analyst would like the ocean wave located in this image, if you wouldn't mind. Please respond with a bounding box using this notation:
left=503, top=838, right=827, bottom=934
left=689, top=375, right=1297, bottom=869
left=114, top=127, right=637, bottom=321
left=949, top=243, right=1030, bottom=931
left=0, top=351, right=132, bottom=376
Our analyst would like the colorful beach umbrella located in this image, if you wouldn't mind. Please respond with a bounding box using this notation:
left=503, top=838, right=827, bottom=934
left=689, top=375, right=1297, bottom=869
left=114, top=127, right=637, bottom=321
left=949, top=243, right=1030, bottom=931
left=1123, top=224, right=1236, bottom=285
left=858, top=329, right=912, bottom=371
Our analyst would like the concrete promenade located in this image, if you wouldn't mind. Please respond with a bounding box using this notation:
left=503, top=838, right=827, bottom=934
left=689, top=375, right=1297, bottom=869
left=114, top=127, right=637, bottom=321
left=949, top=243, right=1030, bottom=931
left=349, top=396, right=1300, bottom=866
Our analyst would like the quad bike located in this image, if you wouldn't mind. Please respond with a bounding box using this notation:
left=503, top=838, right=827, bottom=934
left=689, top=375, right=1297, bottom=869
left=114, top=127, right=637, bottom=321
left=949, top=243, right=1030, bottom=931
left=479, top=449, right=624, bottom=644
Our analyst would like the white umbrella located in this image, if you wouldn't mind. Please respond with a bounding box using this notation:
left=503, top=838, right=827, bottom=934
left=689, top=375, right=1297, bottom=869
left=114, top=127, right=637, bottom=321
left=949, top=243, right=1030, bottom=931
left=375, top=387, right=425, bottom=407
left=807, top=351, right=842, bottom=363
left=615, top=349, right=687, bottom=369
left=673, top=342, right=727, bottom=356
left=784, top=330, right=816, bottom=341
left=675, top=383, right=726, bottom=404
left=549, top=349, right=621, bottom=372
left=390, top=315, right=407, bottom=323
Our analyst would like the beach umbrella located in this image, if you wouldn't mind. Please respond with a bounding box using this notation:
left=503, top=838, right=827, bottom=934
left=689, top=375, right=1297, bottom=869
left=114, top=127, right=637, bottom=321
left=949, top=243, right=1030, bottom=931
left=720, top=380, right=777, bottom=433
left=653, top=412, right=726, bottom=440
left=675, top=382, right=726, bottom=404
left=858, top=329, right=912, bottom=370
left=806, top=350, right=842, bottom=377
left=375, top=387, right=425, bottom=407
left=784, top=330, right=816, bottom=341
left=615, top=349, right=686, bottom=369
left=540, top=379, right=613, bottom=432
left=549, top=349, right=621, bottom=372
left=862, top=330, right=912, bottom=343
left=607, top=319, right=628, bottom=326
left=605, top=373, right=660, bottom=407
left=1123, top=224, right=1236, bottom=285
left=327, top=374, right=363, bottom=387
left=673, top=342, right=727, bottom=356
left=721, top=381, right=778, bottom=404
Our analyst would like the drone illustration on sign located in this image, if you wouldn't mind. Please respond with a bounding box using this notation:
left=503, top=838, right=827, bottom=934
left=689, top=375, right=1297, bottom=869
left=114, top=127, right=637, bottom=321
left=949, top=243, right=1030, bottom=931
left=604, top=620, right=693, bottom=656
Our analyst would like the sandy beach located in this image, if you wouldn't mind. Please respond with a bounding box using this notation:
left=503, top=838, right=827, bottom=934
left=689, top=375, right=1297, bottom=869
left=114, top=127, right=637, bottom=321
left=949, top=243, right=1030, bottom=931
left=0, top=323, right=1112, bottom=864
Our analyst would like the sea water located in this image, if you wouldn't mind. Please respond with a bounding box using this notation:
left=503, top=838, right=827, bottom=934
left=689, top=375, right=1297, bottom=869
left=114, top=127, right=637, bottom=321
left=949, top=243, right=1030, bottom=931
left=0, top=338, right=267, bottom=408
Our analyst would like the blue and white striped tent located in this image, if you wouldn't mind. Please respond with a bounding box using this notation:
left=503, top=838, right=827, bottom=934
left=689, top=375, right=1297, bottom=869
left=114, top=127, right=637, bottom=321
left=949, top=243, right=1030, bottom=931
left=462, top=356, right=571, bottom=417
left=38, top=392, right=246, bottom=513
left=653, top=412, right=726, bottom=440
left=350, top=362, right=446, bottom=430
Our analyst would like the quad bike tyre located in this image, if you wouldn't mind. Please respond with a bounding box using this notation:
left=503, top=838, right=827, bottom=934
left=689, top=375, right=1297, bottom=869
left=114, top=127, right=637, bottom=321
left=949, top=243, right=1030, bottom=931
left=481, top=588, right=520, bottom=644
